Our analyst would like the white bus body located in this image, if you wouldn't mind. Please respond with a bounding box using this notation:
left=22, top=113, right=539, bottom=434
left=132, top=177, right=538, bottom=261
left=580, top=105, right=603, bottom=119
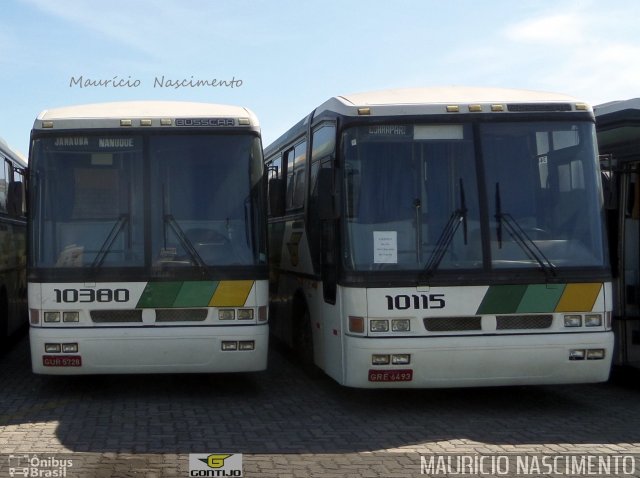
left=28, top=102, right=268, bottom=374
left=596, top=99, right=640, bottom=369
left=266, top=87, right=613, bottom=388
left=0, top=137, right=27, bottom=341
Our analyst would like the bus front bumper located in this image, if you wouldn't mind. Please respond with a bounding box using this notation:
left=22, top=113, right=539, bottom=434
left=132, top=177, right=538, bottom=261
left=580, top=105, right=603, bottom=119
left=342, top=331, right=614, bottom=388
left=30, top=324, right=268, bottom=375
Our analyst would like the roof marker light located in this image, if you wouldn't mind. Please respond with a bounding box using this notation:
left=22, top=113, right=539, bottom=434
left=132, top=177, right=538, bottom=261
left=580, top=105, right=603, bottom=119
left=42, top=120, right=54, bottom=128
left=446, top=105, right=460, bottom=113
left=238, top=118, right=250, bottom=125
left=357, top=107, right=371, bottom=115
left=120, top=119, right=132, bottom=127
left=491, top=104, right=505, bottom=112
left=468, top=104, right=482, bottom=112
left=575, top=103, right=589, bottom=111
left=160, top=118, right=172, bottom=126
left=140, top=119, right=152, bottom=126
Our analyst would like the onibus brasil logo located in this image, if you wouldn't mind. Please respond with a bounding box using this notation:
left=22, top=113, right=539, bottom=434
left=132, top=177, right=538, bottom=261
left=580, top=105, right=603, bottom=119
left=189, top=453, right=242, bottom=477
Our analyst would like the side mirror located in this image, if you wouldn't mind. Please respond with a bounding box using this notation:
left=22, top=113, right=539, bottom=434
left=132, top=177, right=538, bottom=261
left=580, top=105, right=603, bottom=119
left=268, top=177, right=285, bottom=217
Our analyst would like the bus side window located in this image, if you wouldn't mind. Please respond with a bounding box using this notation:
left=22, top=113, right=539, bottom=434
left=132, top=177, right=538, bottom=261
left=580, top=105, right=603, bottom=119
left=308, top=123, right=336, bottom=272
left=0, top=158, right=8, bottom=213
left=267, top=155, right=285, bottom=217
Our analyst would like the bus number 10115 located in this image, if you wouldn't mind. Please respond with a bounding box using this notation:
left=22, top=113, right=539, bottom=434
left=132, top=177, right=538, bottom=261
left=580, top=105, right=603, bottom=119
left=54, top=288, right=130, bottom=303
left=385, top=294, right=445, bottom=310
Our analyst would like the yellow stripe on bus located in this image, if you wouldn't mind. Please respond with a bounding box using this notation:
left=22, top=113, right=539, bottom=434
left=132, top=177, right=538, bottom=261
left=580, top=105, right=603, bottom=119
left=208, top=280, right=254, bottom=307
left=554, top=283, right=602, bottom=312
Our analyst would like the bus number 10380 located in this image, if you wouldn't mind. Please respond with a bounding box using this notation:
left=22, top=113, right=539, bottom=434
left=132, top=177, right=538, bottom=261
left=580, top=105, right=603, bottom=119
left=54, top=288, right=130, bottom=303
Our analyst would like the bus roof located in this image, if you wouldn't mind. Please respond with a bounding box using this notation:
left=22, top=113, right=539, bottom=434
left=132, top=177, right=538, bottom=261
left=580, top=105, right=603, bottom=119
left=0, top=136, right=27, bottom=167
left=315, top=86, right=590, bottom=117
left=33, top=101, right=259, bottom=130
left=595, top=98, right=640, bottom=124
left=265, top=87, right=591, bottom=157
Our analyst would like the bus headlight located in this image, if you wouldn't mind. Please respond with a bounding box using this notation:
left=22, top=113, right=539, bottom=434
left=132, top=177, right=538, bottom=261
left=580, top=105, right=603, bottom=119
left=584, top=314, right=602, bottom=327
left=45, top=343, right=61, bottom=353
left=63, top=311, right=80, bottom=323
left=569, top=349, right=585, bottom=360
left=564, top=315, right=582, bottom=327
left=372, top=354, right=390, bottom=365
left=587, top=349, right=605, bottom=360
left=391, top=354, right=411, bottom=365
left=237, top=309, right=254, bottom=320
left=44, top=312, right=60, bottom=323
left=218, top=309, right=235, bottom=320
left=62, top=343, right=78, bottom=353
left=238, top=341, right=255, bottom=351
left=221, top=341, right=238, bottom=351
left=370, top=319, right=389, bottom=332
left=391, top=319, right=410, bottom=332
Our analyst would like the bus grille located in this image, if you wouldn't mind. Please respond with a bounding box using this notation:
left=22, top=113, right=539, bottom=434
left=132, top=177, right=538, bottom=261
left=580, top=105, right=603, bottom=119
left=496, top=314, right=553, bottom=330
left=91, top=310, right=143, bottom=323
left=423, top=316, right=482, bottom=332
left=155, top=309, right=208, bottom=322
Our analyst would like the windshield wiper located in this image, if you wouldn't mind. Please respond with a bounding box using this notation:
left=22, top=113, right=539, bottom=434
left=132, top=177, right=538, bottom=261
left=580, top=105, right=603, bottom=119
left=421, top=178, right=468, bottom=280
left=494, top=182, right=556, bottom=278
left=164, top=214, right=208, bottom=270
left=91, top=214, right=129, bottom=268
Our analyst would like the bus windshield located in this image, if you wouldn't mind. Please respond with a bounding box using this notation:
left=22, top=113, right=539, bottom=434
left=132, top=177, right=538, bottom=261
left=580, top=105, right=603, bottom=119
left=30, top=133, right=265, bottom=271
left=341, top=121, right=606, bottom=274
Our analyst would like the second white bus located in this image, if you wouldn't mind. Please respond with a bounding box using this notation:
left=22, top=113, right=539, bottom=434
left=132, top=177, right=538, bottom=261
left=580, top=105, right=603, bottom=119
left=265, top=87, right=613, bottom=388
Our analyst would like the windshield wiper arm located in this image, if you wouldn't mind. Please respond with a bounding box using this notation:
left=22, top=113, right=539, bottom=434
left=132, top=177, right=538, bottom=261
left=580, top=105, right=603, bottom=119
left=494, top=182, right=556, bottom=278
left=422, top=179, right=468, bottom=280
left=164, top=214, right=208, bottom=269
left=92, top=214, right=129, bottom=268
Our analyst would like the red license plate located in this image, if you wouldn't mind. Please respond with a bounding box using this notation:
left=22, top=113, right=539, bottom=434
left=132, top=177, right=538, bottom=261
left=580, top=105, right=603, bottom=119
left=368, top=369, right=413, bottom=382
left=43, top=356, right=82, bottom=367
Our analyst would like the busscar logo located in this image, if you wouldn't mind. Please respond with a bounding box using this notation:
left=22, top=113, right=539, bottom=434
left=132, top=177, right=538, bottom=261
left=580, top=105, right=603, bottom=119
left=189, top=453, right=243, bottom=477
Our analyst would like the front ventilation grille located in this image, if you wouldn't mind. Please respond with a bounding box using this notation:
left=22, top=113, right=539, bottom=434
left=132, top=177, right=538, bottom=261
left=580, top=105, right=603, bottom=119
left=91, top=310, right=142, bottom=323
left=496, top=314, right=553, bottom=330
left=155, top=309, right=208, bottom=322
left=424, top=316, right=482, bottom=332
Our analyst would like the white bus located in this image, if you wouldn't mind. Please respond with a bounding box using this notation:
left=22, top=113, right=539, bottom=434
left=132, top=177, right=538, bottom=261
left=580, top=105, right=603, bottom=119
left=28, top=101, right=268, bottom=374
left=265, top=87, right=613, bottom=388
left=0, top=138, right=27, bottom=342
left=596, top=99, right=640, bottom=368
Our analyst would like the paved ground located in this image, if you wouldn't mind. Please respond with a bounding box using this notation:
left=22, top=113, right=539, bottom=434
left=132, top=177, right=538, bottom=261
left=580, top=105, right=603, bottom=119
left=0, top=333, right=639, bottom=477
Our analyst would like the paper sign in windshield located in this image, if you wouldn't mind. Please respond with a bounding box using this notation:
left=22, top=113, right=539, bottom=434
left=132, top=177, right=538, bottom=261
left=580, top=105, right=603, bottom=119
left=374, top=231, right=397, bottom=264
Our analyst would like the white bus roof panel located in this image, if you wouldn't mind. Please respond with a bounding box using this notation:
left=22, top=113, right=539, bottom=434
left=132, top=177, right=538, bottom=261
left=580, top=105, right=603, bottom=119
left=315, top=87, right=588, bottom=117
left=34, top=101, right=259, bottom=130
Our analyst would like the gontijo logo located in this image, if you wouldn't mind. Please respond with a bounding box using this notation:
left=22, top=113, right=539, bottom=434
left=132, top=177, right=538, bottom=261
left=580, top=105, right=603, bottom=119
left=189, top=453, right=243, bottom=477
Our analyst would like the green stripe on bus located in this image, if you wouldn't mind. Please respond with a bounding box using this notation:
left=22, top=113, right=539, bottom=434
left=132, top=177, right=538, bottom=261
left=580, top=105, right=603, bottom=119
left=173, top=281, right=219, bottom=307
left=516, top=284, right=566, bottom=313
left=136, top=282, right=183, bottom=308
left=476, top=285, right=528, bottom=314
